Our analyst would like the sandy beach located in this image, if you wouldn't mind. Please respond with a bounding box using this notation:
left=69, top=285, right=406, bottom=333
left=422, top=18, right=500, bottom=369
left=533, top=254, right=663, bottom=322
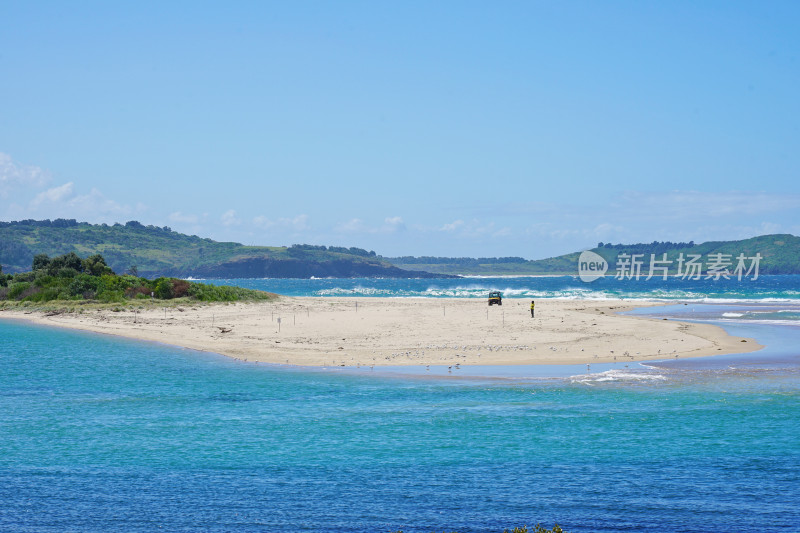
left=0, top=298, right=761, bottom=366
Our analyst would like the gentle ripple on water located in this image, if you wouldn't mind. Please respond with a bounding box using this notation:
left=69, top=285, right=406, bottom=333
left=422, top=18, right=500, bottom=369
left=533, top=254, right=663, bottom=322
left=1, top=304, right=799, bottom=532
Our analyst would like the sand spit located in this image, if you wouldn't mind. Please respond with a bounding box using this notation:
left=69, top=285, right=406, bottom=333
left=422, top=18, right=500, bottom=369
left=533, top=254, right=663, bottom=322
left=1, top=298, right=760, bottom=366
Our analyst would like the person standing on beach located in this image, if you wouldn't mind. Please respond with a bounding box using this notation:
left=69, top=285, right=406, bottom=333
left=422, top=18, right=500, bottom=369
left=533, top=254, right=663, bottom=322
left=530, top=300, right=535, bottom=318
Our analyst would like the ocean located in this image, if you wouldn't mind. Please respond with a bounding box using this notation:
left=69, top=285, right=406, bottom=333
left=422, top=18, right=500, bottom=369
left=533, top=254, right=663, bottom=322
left=1, top=276, right=798, bottom=532
left=194, top=274, right=800, bottom=301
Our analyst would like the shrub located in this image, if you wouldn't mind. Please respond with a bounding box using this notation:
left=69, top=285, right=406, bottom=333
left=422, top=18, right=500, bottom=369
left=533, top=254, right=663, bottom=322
left=57, top=267, right=79, bottom=278
left=98, top=290, right=124, bottom=303
left=13, top=271, right=35, bottom=283
left=8, top=282, right=32, bottom=300
left=33, top=274, right=56, bottom=288
left=187, top=282, right=272, bottom=302
left=26, top=286, right=60, bottom=302
left=125, top=285, right=152, bottom=299
left=187, top=283, right=237, bottom=301
left=154, top=278, right=173, bottom=299
left=16, top=284, right=41, bottom=301
left=98, top=274, right=139, bottom=295
left=69, top=275, right=101, bottom=297
left=57, top=288, right=73, bottom=300
left=171, top=279, right=191, bottom=298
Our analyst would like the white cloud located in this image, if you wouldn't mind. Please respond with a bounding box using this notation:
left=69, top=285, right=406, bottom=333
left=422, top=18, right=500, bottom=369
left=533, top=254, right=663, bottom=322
left=31, top=182, right=74, bottom=206
left=438, top=218, right=512, bottom=239
left=252, top=214, right=310, bottom=232
left=669, top=221, right=792, bottom=244
left=19, top=181, right=141, bottom=222
left=524, top=221, right=628, bottom=242
left=70, top=188, right=130, bottom=216
left=169, top=211, right=200, bottom=224
left=0, top=152, right=51, bottom=197
left=441, top=220, right=464, bottom=232
left=220, top=209, right=241, bottom=227
left=384, top=216, right=406, bottom=231
left=0, top=154, right=147, bottom=224
left=335, top=216, right=407, bottom=234
left=591, top=222, right=624, bottom=236
left=616, top=190, right=800, bottom=219
left=80, top=190, right=136, bottom=219
left=335, top=218, right=366, bottom=233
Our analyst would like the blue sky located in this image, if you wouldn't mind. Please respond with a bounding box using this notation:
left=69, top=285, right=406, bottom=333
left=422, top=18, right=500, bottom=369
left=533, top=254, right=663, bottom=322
left=1, top=1, right=799, bottom=259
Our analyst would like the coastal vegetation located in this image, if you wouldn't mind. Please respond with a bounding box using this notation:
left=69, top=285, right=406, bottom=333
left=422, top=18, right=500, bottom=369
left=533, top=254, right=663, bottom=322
left=0, top=251, right=275, bottom=306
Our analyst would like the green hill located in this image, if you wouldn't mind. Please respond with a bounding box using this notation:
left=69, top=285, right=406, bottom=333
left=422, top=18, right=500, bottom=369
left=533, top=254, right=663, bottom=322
left=0, top=219, right=447, bottom=278
left=385, top=234, right=800, bottom=276
left=4, top=220, right=795, bottom=278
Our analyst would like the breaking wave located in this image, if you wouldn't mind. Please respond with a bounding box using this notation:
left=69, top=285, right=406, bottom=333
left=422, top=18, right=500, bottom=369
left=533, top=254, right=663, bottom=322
left=199, top=275, right=800, bottom=301
left=570, top=369, right=668, bottom=385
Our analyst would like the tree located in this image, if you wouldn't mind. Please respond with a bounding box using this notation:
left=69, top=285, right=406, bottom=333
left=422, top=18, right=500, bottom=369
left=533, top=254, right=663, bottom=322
left=64, top=252, right=83, bottom=271
left=82, top=254, right=113, bottom=276
left=47, top=252, right=82, bottom=275
left=33, top=253, right=51, bottom=271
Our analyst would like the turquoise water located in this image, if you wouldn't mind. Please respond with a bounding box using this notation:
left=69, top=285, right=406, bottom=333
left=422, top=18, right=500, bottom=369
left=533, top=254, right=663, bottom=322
left=2, top=303, right=799, bottom=532
left=197, top=274, right=800, bottom=301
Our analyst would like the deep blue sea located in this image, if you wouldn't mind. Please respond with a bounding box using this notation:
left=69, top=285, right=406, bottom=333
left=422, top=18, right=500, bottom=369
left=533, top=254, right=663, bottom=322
left=2, top=276, right=799, bottom=532
left=194, top=274, right=800, bottom=301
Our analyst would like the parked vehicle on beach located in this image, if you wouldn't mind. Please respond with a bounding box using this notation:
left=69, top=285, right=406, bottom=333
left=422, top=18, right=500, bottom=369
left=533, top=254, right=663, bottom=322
left=488, top=291, right=502, bottom=306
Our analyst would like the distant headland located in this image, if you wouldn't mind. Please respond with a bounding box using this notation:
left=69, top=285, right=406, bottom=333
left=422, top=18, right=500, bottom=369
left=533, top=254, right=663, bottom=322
left=0, top=219, right=453, bottom=279
left=1, top=219, right=798, bottom=278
